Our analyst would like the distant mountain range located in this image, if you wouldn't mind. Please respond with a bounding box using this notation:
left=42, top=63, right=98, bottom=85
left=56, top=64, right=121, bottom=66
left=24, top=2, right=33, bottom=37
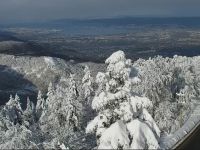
left=2, top=17, right=200, bottom=29
left=53, top=17, right=200, bottom=27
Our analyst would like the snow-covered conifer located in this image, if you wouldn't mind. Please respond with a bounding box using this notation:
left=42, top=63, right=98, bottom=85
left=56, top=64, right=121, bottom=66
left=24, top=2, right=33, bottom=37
left=69, top=73, right=79, bottom=99
left=36, top=90, right=45, bottom=119
left=3, top=94, right=23, bottom=125
left=82, top=65, right=94, bottom=104
left=86, top=50, right=160, bottom=149
left=39, top=75, right=82, bottom=147
left=14, top=94, right=22, bottom=112
left=133, top=55, right=198, bottom=134
left=23, top=97, right=35, bottom=126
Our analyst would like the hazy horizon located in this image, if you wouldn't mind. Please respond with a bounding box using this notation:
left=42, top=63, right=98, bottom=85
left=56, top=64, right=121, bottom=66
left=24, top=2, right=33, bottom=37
left=2, top=16, right=200, bottom=24
left=0, top=0, right=200, bottom=24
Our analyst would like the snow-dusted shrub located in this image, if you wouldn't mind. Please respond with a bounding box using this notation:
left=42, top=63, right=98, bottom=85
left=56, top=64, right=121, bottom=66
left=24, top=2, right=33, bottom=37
left=86, top=51, right=160, bottom=149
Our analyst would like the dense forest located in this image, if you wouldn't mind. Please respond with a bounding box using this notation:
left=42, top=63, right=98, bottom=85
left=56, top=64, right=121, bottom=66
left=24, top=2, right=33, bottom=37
left=0, top=51, right=199, bottom=149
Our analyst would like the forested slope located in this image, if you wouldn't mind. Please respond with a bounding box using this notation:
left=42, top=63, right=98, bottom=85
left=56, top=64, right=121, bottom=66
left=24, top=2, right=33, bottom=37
left=0, top=51, right=199, bottom=149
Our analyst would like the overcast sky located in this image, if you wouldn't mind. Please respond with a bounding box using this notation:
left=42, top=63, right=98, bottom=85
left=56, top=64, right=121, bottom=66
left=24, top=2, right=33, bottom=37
left=0, top=0, right=200, bottom=23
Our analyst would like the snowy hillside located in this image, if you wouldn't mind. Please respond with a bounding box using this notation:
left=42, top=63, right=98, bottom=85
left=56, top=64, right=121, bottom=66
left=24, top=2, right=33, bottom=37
left=0, top=54, right=104, bottom=106
left=0, top=51, right=200, bottom=149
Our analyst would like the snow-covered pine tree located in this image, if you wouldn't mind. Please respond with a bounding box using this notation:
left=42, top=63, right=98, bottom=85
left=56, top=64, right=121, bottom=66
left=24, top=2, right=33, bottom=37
left=36, top=90, right=45, bottom=119
left=69, top=73, right=79, bottom=100
left=0, top=123, right=35, bottom=149
left=0, top=94, right=38, bottom=149
left=86, top=50, right=160, bottom=149
left=46, top=82, right=56, bottom=107
left=82, top=65, right=94, bottom=104
left=64, top=74, right=80, bottom=132
left=3, top=94, right=23, bottom=125
left=14, top=94, right=22, bottom=112
left=81, top=65, right=96, bottom=134
left=39, top=74, right=82, bottom=148
left=133, top=55, right=197, bottom=134
left=23, top=97, right=35, bottom=126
